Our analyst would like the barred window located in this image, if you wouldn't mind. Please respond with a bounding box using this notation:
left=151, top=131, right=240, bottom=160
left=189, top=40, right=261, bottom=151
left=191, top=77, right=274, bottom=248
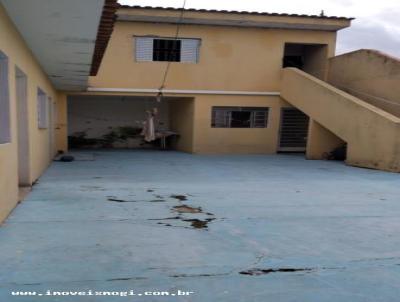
left=153, top=39, right=181, bottom=62
left=135, top=36, right=200, bottom=63
left=211, top=107, right=269, bottom=128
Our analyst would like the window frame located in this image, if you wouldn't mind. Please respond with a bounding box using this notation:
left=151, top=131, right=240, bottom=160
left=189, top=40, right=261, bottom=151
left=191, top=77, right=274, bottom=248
left=0, top=51, right=11, bottom=144
left=134, top=36, right=201, bottom=63
left=37, top=88, right=48, bottom=129
left=152, top=38, right=182, bottom=62
left=211, top=106, right=269, bottom=128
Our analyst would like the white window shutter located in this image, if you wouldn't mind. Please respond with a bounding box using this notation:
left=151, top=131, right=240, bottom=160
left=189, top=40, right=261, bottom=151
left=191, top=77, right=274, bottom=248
left=135, top=37, right=154, bottom=62
left=180, top=39, right=200, bottom=63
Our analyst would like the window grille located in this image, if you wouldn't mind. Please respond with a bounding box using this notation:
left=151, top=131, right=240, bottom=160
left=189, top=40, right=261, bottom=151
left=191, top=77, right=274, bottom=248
left=212, top=107, right=269, bottom=128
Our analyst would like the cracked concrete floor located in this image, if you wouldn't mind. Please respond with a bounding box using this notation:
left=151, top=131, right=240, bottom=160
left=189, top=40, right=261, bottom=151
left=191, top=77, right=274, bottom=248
left=1, top=150, right=400, bottom=301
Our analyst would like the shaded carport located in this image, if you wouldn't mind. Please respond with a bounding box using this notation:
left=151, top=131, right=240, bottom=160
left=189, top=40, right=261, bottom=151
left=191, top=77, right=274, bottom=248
left=67, top=94, right=195, bottom=152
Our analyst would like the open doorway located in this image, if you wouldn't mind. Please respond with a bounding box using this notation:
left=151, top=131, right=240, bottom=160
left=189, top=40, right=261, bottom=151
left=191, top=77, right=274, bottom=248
left=283, top=43, right=328, bottom=79
left=67, top=95, right=194, bottom=152
left=15, top=67, right=31, bottom=193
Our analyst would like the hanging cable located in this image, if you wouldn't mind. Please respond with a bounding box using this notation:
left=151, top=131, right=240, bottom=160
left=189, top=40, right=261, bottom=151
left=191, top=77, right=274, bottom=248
left=156, top=0, right=187, bottom=102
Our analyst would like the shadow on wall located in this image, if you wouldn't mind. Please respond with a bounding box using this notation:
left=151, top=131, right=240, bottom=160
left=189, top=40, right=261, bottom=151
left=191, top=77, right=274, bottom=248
left=68, top=126, right=149, bottom=149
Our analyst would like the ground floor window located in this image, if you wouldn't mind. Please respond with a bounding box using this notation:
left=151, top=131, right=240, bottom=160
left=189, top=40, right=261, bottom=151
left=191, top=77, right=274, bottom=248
left=37, top=88, right=48, bottom=129
left=211, top=107, right=269, bottom=128
left=0, top=51, right=10, bottom=144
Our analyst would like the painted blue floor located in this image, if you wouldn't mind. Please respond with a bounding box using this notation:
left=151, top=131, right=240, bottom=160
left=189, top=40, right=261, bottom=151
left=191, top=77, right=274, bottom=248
left=1, top=150, right=400, bottom=301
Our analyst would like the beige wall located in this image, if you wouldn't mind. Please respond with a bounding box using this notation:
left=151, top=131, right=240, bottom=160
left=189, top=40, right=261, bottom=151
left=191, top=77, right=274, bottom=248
left=0, top=4, right=60, bottom=222
left=89, top=21, right=337, bottom=92
left=328, top=49, right=400, bottom=117
left=303, top=45, right=329, bottom=80
left=281, top=68, right=400, bottom=172
left=192, top=95, right=285, bottom=154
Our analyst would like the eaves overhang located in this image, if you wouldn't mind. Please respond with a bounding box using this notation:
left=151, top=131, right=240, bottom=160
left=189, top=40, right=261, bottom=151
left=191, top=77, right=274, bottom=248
left=0, top=0, right=118, bottom=91
left=118, top=6, right=353, bottom=32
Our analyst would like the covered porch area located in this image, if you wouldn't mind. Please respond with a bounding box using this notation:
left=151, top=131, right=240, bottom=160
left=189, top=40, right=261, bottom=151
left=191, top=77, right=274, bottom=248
left=67, top=95, right=195, bottom=152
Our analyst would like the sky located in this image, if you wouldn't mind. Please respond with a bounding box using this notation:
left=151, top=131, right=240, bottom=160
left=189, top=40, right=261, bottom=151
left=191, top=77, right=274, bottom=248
left=119, top=0, right=400, bottom=57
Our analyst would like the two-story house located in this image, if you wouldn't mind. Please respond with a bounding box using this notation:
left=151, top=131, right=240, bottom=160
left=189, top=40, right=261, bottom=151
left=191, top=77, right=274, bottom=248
left=68, top=6, right=351, bottom=155
left=1, top=1, right=400, bottom=223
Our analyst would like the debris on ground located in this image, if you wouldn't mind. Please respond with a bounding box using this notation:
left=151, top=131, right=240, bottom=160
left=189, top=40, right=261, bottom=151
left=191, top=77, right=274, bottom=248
left=182, top=218, right=216, bottom=229
left=170, top=194, right=188, bottom=201
left=326, top=144, right=347, bottom=161
left=107, top=197, right=136, bottom=203
left=173, top=205, right=202, bottom=213
left=59, top=155, right=75, bottom=162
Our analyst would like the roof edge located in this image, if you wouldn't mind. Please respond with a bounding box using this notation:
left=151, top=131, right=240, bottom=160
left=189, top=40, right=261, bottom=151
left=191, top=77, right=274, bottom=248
left=119, top=5, right=354, bottom=21
left=90, top=0, right=119, bottom=76
left=334, top=49, right=400, bottom=63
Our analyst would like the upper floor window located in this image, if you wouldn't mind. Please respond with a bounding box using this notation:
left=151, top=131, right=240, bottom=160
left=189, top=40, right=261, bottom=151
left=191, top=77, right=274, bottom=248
left=135, top=36, right=200, bottom=63
left=212, top=107, right=269, bottom=128
left=153, top=39, right=181, bottom=62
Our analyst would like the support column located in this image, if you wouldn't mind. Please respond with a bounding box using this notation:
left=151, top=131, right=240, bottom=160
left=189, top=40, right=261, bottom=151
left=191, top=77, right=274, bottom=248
left=306, top=119, right=345, bottom=159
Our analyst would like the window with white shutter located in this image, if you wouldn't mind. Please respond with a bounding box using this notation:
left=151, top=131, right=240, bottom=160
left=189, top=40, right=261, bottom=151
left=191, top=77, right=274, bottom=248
left=181, top=38, right=200, bottom=63
left=135, top=36, right=200, bottom=63
left=135, top=37, right=154, bottom=62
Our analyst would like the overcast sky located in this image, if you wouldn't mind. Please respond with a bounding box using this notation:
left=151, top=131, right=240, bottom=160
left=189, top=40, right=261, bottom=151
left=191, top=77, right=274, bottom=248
left=119, top=0, right=400, bottom=57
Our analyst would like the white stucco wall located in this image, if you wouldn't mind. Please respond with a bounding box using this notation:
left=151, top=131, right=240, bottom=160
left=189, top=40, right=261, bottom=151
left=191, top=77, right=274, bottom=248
left=68, top=95, right=170, bottom=138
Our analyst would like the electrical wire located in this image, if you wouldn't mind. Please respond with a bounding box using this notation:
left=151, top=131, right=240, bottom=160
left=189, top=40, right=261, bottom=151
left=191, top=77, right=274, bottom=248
left=158, top=0, right=187, bottom=94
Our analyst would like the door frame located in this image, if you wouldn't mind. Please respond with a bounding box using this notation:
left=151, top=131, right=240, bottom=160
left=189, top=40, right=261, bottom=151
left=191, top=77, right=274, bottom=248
left=15, top=67, right=31, bottom=186
left=278, top=107, right=309, bottom=152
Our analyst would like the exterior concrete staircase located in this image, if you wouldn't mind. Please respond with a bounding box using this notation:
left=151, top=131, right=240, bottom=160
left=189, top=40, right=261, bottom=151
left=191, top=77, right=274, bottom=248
left=280, top=67, right=400, bottom=172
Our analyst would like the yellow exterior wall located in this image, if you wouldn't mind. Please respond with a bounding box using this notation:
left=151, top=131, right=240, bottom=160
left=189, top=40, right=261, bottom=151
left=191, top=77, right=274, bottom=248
left=328, top=49, right=400, bottom=117
left=192, top=95, right=285, bottom=154
left=89, top=21, right=337, bottom=92
left=0, top=4, right=60, bottom=222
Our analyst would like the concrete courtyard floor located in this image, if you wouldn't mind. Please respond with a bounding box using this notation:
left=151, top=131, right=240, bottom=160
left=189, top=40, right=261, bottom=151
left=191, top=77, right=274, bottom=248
left=1, top=150, right=400, bottom=301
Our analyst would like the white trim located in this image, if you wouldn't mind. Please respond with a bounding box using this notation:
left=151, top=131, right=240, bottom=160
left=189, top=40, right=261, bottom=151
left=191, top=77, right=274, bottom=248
left=87, top=87, right=280, bottom=96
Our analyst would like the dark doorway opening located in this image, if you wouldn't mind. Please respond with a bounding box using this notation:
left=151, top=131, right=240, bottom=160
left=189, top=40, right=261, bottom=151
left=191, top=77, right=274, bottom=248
left=283, top=43, right=328, bottom=79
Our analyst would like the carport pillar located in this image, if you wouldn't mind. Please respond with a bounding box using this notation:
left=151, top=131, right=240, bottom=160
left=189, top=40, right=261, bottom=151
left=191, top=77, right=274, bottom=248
left=306, top=119, right=344, bottom=159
